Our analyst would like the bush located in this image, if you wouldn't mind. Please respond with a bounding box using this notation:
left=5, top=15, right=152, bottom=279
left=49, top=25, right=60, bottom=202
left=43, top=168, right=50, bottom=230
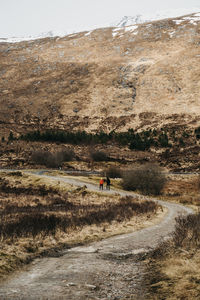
left=172, top=213, right=200, bottom=249
left=195, top=127, right=200, bottom=140
left=31, top=151, right=47, bottom=165
left=31, top=149, right=75, bottom=167
left=158, top=133, right=169, bottom=147
left=129, top=133, right=150, bottom=151
left=8, top=131, right=14, bottom=142
left=90, top=150, right=108, bottom=162
left=8, top=171, right=23, bottom=177
left=43, top=152, right=62, bottom=168
left=31, top=151, right=60, bottom=168
left=179, top=138, right=185, bottom=146
left=122, top=163, right=166, bottom=195
left=0, top=195, right=159, bottom=241
left=105, top=166, right=122, bottom=178
left=60, top=149, right=75, bottom=162
left=196, top=175, right=200, bottom=190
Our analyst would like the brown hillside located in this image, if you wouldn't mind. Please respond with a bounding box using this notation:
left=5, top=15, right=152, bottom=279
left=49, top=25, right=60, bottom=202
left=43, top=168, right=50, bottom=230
left=0, top=12, right=200, bottom=137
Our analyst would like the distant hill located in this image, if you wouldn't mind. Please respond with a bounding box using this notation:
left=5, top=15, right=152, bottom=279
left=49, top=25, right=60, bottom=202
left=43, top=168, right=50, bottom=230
left=0, top=12, right=200, bottom=138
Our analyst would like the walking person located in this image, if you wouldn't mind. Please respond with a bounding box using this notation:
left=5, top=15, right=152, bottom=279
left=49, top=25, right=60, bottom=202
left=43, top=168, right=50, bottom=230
left=99, top=178, right=104, bottom=190
left=106, top=176, right=111, bottom=190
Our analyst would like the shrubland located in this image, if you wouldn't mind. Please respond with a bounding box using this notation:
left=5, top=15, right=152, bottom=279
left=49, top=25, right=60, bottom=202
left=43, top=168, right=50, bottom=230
left=143, top=173, right=200, bottom=299
left=31, top=149, right=75, bottom=168
left=2, top=125, right=200, bottom=172
left=19, top=127, right=197, bottom=151
left=145, top=212, right=200, bottom=300
left=0, top=171, right=161, bottom=280
left=122, top=164, right=166, bottom=196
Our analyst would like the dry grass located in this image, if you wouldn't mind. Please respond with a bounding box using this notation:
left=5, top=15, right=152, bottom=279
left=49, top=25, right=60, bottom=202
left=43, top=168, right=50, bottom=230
left=146, top=211, right=200, bottom=299
left=159, top=251, right=200, bottom=300
left=42, top=170, right=123, bottom=190
left=0, top=172, right=163, bottom=280
left=146, top=251, right=200, bottom=300
left=161, top=174, right=200, bottom=209
left=143, top=174, right=200, bottom=299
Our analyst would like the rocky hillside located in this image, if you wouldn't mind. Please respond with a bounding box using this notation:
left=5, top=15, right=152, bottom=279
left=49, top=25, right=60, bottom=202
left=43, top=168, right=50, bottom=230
left=1, top=12, right=200, bottom=138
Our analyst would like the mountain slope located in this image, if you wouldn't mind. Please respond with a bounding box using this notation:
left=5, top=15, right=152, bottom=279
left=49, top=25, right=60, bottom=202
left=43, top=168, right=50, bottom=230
left=0, top=12, right=200, bottom=137
left=113, top=8, right=200, bottom=27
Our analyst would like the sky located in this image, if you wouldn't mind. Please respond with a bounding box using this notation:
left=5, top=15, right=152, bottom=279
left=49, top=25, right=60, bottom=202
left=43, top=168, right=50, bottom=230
left=0, top=0, right=200, bottom=38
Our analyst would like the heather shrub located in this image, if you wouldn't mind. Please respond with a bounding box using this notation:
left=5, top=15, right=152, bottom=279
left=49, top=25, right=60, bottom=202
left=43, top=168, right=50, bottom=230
left=122, top=163, right=166, bottom=195
left=173, top=212, right=200, bottom=249
left=90, top=150, right=108, bottom=161
left=59, top=149, right=75, bottom=161
left=0, top=195, right=158, bottom=241
left=31, top=150, right=47, bottom=165
left=31, top=149, right=74, bottom=167
left=105, top=166, right=122, bottom=178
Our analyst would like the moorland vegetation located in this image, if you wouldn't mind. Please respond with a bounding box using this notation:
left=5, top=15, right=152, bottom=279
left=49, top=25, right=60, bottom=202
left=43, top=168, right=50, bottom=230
left=18, top=127, right=199, bottom=150
left=0, top=171, right=160, bottom=279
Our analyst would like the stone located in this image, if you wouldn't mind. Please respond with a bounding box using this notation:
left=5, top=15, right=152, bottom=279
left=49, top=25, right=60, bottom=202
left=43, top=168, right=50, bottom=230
left=85, top=284, right=97, bottom=290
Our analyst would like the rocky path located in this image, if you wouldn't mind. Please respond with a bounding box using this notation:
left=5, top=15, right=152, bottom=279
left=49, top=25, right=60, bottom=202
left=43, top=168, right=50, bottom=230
left=0, top=173, right=194, bottom=299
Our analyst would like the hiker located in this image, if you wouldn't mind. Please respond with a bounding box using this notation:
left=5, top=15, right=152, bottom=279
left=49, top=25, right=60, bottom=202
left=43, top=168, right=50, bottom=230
left=99, top=178, right=104, bottom=190
left=106, top=176, right=111, bottom=190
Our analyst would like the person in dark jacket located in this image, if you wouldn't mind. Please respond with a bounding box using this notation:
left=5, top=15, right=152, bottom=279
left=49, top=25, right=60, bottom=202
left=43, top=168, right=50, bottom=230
left=106, top=176, right=111, bottom=190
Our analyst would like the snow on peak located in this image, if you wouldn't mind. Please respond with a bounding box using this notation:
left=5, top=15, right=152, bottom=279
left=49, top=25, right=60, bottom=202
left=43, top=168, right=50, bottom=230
left=0, top=30, right=71, bottom=43
left=1, top=7, right=200, bottom=44
left=115, top=15, right=144, bottom=27
left=112, top=8, right=200, bottom=28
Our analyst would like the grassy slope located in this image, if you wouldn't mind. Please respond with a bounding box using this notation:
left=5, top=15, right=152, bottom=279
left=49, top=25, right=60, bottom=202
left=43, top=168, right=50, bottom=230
left=145, top=174, right=200, bottom=299
left=0, top=171, right=163, bottom=280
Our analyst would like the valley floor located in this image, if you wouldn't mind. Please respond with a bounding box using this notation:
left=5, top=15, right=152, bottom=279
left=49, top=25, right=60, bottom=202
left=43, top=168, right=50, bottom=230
left=0, top=170, right=195, bottom=299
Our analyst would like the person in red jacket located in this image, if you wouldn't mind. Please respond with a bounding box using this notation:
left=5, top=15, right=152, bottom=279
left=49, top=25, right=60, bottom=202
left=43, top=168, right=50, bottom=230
left=99, top=178, right=104, bottom=190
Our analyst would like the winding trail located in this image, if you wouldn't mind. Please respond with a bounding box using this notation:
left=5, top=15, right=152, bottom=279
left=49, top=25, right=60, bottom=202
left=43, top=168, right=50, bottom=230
left=0, top=172, right=194, bottom=299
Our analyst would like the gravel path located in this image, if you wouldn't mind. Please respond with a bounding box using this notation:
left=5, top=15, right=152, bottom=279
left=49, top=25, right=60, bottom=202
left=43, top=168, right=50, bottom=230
left=0, top=173, right=194, bottom=300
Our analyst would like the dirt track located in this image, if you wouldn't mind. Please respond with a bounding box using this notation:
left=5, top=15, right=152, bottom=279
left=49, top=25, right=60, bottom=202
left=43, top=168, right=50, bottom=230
left=0, top=173, right=194, bottom=299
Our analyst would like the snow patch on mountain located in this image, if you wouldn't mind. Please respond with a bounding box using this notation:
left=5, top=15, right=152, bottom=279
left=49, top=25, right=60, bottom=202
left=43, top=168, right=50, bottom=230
left=113, top=8, right=200, bottom=28
left=1, top=7, right=200, bottom=43
left=124, top=25, right=138, bottom=32
left=0, top=30, right=67, bottom=43
left=115, top=15, right=143, bottom=27
left=173, top=13, right=200, bottom=26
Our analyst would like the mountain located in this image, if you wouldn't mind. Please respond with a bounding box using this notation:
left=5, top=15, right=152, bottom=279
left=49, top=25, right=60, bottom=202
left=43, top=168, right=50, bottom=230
left=1, top=11, right=200, bottom=134
left=1, top=11, right=200, bottom=127
left=0, top=31, right=66, bottom=44
left=1, top=8, right=200, bottom=43
left=113, top=8, right=200, bottom=27
left=114, top=15, right=147, bottom=27
left=1, top=11, right=200, bottom=170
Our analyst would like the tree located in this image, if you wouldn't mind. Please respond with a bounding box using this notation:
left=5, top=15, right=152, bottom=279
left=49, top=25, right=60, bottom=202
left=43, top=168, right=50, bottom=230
left=8, top=132, right=14, bottom=142
left=159, top=133, right=169, bottom=147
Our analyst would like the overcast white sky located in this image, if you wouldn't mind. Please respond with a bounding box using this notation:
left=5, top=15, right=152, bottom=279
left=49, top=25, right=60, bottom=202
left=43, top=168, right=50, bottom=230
left=0, top=0, right=200, bottom=37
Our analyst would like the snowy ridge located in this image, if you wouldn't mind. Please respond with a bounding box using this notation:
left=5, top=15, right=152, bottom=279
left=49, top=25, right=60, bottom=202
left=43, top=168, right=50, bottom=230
left=0, top=30, right=68, bottom=43
left=115, top=15, right=144, bottom=27
left=113, top=7, right=200, bottom=27
left=111, top=11, right=200, bottom=39
left=0, top=7, right=200, bottom=43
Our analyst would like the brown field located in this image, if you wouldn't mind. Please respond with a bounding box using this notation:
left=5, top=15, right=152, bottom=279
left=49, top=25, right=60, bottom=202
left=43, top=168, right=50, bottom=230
left=1, top=14, right=200, bottom=173
left=39, top=167, right=200, bottom=299
left=145, top=174, right=200, bottom=299
left=1, top=169, right=200, bottom=298
left=162, top=173, right=200, bottom=209
left=0, top=171, right=162, bottom=280
left=1, top=13, right=200, bottom=137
